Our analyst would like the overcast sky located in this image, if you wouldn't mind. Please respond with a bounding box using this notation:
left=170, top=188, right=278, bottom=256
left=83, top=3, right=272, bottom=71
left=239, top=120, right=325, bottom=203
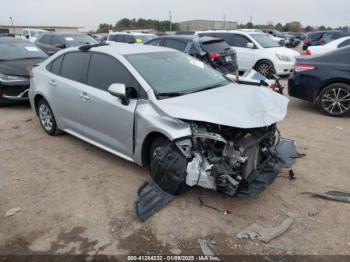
left=1, top=0, right=349, bottom=31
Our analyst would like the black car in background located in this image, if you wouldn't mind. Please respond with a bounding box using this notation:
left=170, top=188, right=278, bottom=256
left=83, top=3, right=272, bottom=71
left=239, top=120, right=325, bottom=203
left=302, top=31, right=340, bottom=50
left=35, top=33, right=98, bottom=55
left=289, top=46, right=350, bottom=117
left=145, top=35, right=238, bottom=75
left=0, top=37, right=48, bottom=105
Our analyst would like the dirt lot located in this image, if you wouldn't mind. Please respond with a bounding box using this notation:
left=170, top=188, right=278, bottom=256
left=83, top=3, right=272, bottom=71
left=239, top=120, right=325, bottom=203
left=0, top=80, right=349, bottom=256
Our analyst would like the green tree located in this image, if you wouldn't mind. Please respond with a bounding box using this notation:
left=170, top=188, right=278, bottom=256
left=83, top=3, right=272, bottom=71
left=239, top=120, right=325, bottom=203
left=275, top=23, right=283, bottom=31
left=97, top=23, right=113, bottom=33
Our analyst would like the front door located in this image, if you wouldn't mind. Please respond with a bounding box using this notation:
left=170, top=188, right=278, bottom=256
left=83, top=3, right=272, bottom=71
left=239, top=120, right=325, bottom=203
left=78, top=53, right=138, bottom=158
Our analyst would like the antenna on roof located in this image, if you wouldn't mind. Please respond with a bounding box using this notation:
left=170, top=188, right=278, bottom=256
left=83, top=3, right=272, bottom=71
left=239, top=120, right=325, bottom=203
left=79, top=43, right=109, bottom=51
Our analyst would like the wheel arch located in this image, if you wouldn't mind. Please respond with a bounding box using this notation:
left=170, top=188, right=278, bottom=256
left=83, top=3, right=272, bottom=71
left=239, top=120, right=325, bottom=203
left=141, top=132, right=170, bottom=167
left=33, top=94, right=46, bottom=115
left=314, top=78, right=350, bottom=102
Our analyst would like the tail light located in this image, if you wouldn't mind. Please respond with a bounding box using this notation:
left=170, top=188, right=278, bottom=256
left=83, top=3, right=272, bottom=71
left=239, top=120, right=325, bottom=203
left=28, top=71, right=33, bottom=79
left=319, top=37, right=325, bottom=44
left=210, top=52, right=221, bottom=60
left=305, top=49, right=311, bottom=55
left=304, top=38, right=310, bottom=44
left=294, top=64, right=316, bottom=72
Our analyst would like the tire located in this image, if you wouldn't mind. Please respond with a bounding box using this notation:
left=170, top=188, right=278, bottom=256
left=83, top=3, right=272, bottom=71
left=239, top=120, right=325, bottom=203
left=317, top=83, right=350, bottom=117
left=254, top=60, right=275, bottom=79
left=149, top=137, right=190, bottom=194
left=37, top=98, right=60, bottom=135
left=149, top=136, right=170, bottom=166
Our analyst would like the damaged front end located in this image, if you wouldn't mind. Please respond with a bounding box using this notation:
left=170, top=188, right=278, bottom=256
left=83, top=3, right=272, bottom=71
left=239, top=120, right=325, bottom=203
left=135, top=122, right=301, bottom=221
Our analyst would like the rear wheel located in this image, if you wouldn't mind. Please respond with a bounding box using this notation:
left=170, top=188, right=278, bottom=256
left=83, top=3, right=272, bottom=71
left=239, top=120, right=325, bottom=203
left=254, top=60, right=275, bottom=79
left=37, top=98, right=60, bottom=135
left=317, top=83, right=350, bottom=117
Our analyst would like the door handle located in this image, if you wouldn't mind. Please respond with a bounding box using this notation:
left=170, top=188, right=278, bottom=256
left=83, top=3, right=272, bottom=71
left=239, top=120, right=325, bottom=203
left=79, top=92, right=91, bottom=101
left=49, top=80, right=56, bottom=86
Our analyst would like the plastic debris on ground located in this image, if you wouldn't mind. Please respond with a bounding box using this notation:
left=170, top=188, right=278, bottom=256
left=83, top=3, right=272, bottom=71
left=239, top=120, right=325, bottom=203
left=134, top=179, right=174, bottom=222
left=236, top=212, right=298, bottom=243
left=198, top=239, right=215, bottom=256
left=302, top=191, right=350, bottom=204
left=4, top=207, right=22, bottom=218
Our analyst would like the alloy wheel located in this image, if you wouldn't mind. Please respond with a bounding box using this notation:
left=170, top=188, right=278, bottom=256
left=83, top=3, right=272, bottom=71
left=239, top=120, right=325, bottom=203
left=39, top=103, right=54, bottom=131
left=257, top=63, right=271, bottom=77
left=321, top=87, right=350, bottom=116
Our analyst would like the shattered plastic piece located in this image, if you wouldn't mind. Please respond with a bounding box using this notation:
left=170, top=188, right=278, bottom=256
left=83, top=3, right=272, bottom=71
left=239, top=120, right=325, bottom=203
left=236, top=212, right=298, bottom=243
left=4, top=207, right=22, bottom=218
left=198, top=239, right=215, bottom=256
left=135, top=179, right=174, bottom=222
left=303, top=191, right=350, bottom=204
left=237, top=138, right=302, bottom=196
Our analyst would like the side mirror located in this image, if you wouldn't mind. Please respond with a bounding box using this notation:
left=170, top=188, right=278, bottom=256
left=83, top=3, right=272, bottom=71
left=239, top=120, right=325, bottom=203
left=108, top=83, right=129, bottom=105
left=247, top=43, right=255, bottom=49
left=25, top=35, right=29, bottom=39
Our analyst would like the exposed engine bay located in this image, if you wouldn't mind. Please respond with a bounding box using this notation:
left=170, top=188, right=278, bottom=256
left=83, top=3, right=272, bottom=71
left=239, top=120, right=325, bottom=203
left=135, top=122, right=301, bottom=222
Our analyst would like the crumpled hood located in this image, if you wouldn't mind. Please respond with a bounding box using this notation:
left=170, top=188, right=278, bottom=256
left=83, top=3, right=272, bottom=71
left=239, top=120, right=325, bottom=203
left=266, top=47, right=300, bottom=58
left=0, top=58, right=45, bottom=77
left=156, top=83, right=289, bottom=129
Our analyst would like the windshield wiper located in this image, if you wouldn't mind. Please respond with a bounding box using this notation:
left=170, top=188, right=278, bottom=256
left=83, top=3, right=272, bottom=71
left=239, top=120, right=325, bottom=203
left=156, top=92, right=185, bottom=98
left=187, top=83, right=226, bottom=95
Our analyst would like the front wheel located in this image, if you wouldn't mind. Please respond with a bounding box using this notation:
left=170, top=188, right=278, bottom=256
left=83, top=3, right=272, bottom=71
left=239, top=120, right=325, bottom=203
left=317, top=83, right=350, bottom=117
left=254, top=60, right=275, bottom=79
left=37, top=98, right=60, bottom=135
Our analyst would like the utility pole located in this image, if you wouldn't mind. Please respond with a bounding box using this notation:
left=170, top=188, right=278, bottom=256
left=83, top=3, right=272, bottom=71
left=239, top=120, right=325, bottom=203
left=169, top=10, right=172, bottom=32
left=223, top=14, right=226, bottom=30
left=9, top=16, right=15, bottom=33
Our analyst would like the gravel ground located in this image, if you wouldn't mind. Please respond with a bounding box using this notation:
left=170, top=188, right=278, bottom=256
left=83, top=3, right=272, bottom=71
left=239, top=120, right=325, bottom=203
left=0, top=79, right=349, bottom=256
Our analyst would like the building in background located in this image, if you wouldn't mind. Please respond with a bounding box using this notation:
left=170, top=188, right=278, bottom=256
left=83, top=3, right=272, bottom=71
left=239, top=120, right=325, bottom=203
left=0, top=25, right=81, bottom=35
left=179, top=20, right=238, bottom=31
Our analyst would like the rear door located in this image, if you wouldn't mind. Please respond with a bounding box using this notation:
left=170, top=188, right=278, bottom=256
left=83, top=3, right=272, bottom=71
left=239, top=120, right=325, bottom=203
left=79, top=53, right=138, bottom=158
left=48, top=52, right=91, bottom=133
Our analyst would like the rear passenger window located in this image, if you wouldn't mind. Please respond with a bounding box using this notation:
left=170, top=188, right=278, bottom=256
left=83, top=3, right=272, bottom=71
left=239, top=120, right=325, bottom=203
left=163, top=39, right=187, bottom=51
left=87, top=53, right=135, bottom=92
left=338, top=39, right=350, bottom=48
left=60, top=52, right=90, bottom=83
left=48, top=55, right=64, bottom=75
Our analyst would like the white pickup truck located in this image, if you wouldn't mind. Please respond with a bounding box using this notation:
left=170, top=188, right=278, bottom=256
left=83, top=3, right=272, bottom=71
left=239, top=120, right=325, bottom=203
left=21, top=28, right=47, bottom=43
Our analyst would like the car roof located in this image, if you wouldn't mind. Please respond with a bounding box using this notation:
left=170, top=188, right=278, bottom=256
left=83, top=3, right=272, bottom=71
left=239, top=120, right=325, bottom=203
left=0, top=37, right=32, bottom=43
left=41, top=32, right=87, bottom=36
left=71, top=42, right=177, bottom=56
left=150, top=35, right=223, bottom=43
left=108, top=32, right=155, bottom=36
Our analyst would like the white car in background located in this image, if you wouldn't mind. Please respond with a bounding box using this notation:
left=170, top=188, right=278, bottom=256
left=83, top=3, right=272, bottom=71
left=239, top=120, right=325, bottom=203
left=21, top=28, right=47, bottom=43
left=196, top=30, right=300, bottom=78
left=306, top=36, right=350, bottom=56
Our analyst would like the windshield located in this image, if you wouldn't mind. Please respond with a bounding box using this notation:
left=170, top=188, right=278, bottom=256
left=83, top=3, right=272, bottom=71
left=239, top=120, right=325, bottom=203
left=0, top=42, right=48, bottom=60
left=126, top=51, right=230, bottom=97
left=250, top=34, right=281, bottom=48
left=30, top=30, right=45, bottom=37
left=62, top=35, right=98, bottom=47
left=134, top=35, right=155, bottom=43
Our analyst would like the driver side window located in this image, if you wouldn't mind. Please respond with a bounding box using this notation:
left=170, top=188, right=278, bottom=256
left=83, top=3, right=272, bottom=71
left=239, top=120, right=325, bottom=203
left=232, top=35, right=251, bottom=48
left=86, top=53, right=141, bottom=98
